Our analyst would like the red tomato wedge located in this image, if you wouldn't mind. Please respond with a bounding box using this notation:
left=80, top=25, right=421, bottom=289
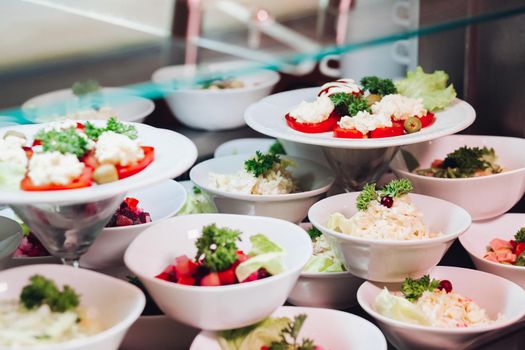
left=369, top=123, right=405, bottom=138
left=333, top=127, right=366, bottom=138
left=116, top=146, right=154, bottom=179
left=419, top=112, right=435, bottom=128
left=22, top=146, right=33, bottom=159
left=21, top=166, right=93, bottom=191
left=285, top=113, right=338, bottom=133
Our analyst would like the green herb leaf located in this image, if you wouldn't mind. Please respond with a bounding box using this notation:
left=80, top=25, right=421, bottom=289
left=268, top=140, right=286, bottom=155
left=379, top=178, right=413, bottom=198
left=329, top=93, right=353, bottom=116
left=71, top=79, right=100, bottom=97
left=347, top=95, right=371, bottom=116
left=269, top=314, right=315, bottom=350
left=20, top=275, right=80, bottom=312
left=195, top=224, right=241, bottom=272
left=35, top=128, right=90, bottom=158
left=244, top=151, right=281, bottom=177
left=307, top=226, right=322, bottom=241
left=442, top=146, right=495, bottom=176
left=516, top=252, right=525, bottom=266
left=192, top=186, right=202, bottom=194
left=401, top=275, right=441, bottom=302
left=84, top=117, right=137, bottom=140
left=360, top=76, right=397, bottom=96
left=356, top=183, right=379, bottom=211
left=514, top=228, right=525, bottom=243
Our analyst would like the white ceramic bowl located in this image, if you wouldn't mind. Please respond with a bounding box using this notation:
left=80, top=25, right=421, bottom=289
left=214, top=138, right=275, bottom=158
left=390, top=135, right=525, bottom=221
left=121, top=315, right=199, bottom=350
left=287, top=223, right=364, bottom=309
left=0, top=264, right=145, bottom=350
left=357, top=266, right=525, bottom=350
left=189, top=154, right=335, bottom=223
left=190, top=305, right=387, bottom=349
left=21, top=87, right=155, bottom=123
left=80, top=180, right=186, bottom=270
left=308, top=192, right=472, bottom=282
left=152, top=61, right=279, bottom=130
left=459, top=213, right=525, bottom=289
left=0, top=216, right=23, bottom=270
left=124, top=214, right=312, bottom=330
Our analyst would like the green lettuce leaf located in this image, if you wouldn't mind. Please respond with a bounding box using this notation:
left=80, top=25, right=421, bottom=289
left=177, top=192, right=217, bottom=215
left=395, top=66, right=456, bottom=112
left=248, top=234, right=283, bottom=256
left=235, top=252, right=285, bottom=282
left=374, top=288, right=431, bottom=326
left=218, top=317, right=290, bottom=350
left=303, top=255, right=344, bottom=273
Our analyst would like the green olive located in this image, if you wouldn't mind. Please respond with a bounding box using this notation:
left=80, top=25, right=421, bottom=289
left=404, top=117, right=422, bottom=133
left=3, top=130, right=26, bottom=141
left=365, top=94, right=381, bottom=106
left=93, top=164, right=118, bottom=184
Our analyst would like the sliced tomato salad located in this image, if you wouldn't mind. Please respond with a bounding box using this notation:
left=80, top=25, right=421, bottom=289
left=20, top=166, right=93, bottom=191
left=116, top=146, right=154, bottom=179
left=369, top=122, right=405, bottom=138
left=285, top=113, right=339, bottom=133
left=333, top=127, right=366, bottom=138
left=419, top=112, right=435, bottom=128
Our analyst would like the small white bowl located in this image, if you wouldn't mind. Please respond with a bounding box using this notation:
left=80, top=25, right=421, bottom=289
left=0, top=216, right=23, bottom=270
left=80, top=180, right=186, bottom=270
left=390, top=134, right=525, bottom=221
left=214, top=138, right=276, bottom=158
left=190, top=305, right=387, bottom=349
left=287, top=223, right=364, bottom=309
left=459, top=213, right=525, bottom=289
left=152, top=61, right=279, bottom=130
left=357, top=266, right=525, bottom=350
left=124, top=214, right=312, bottom=330
left=21, top=87, right=155, bottom=123
left=121, top=315, right=199, bottom=350
left=189, top=154, right=335, bottom=223
left=0, top=264, right=145, bottom=350
left=308, top=192, right=472, bottom=282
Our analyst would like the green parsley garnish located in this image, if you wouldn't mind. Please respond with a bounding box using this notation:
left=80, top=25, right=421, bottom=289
left=71, top=79, right=100, bottom=97
left=514, top=228, right=525, bottom=243
left=356, top=179, right=413, bottom=211
left=360, top=76, right=397, bottom=96
left=20, top=275, right=80, bottom=313
left=35, top=128, right=90, bottom=158
left=347, top=95, right=371, bottom=116
left=84, top=116, right=138, bottom=140
left=268, top=140, right=286, bottom=155
left=244, top=151, right=281, bottom=177
left=329, top=93, right=370, bottom=117
left=401, top=275, right=441, bottom=302
left=516, top=253, right=525, bottom=267
left=192, top=186, right=202, bottom=194
left=307, top=226, right=323, bottom=241
left=195, top=224, right=241, bottom=272
left=269, top=314, right=315, bottom=350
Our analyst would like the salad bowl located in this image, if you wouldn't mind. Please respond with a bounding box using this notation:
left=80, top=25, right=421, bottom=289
left=0, top=216, right=23, bottom=269
left=390, top=134, right=525, bottom=221
left=0, top=264, right=145, bottom=350
left=21, top=87, right=155, bottom=123
left=189, top=154, right=335, bottom=223
left=124, top=214, right=312, bottom=330
left=152, top=61, right=279, bottom=130
left=459, top=213, right=525, bottom=289
left=189, top=306, right=387, bottom=349
left=80, top=180, right=186, bottom=270
left=308, top=192, right=471, bottom=282
left=357, top=266, right=525, bottom=350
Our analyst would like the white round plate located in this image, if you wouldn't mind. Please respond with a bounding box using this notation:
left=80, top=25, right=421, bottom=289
left=190, top=306, right=387, bottom=349
left=22, top=87, right=155, bottom=123
left=214, top=138, right=275, bottom=158
left=245, top=87, right=476, bottom=149
left=0, top=122, right=197, bottom=204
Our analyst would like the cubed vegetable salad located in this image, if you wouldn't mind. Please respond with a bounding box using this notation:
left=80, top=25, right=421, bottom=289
left=156, top=224, right=286, bottom=287
left=0, top=117, right=154, bottom=191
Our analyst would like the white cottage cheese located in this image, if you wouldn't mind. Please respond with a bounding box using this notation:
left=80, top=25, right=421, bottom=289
left=0, top=136, right=28, bottom=168
left=372, top=94, right=427, bottom=121
left=318, top=79, right=362, bottom=96
left=338, top=111, right=393, bottom=134
left=28, top=152, right=85, bottom=186
left=288, top=95, right=334, bottom=123
left=95, top=131, right=144, bottom=166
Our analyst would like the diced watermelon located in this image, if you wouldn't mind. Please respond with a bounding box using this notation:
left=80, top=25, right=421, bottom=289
left=177, top=276, right=196, bottom=285
left=489, top=239, right=512, bottom=251
left=174, top=255, right=199, bottom=277
left=124, top=197, right=139, bottom=210
left=201, top=272, right=221, bottom=286
left=218, top=268, right=237, bottom=285
left=155, top=272, right=171, bottom=281
left=510, top=240, right=517, bottom=250
left=515, top=242, right=525, bottom=257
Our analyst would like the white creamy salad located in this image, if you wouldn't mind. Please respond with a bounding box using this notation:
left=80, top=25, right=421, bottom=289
left=95, top=131, right=144, bottom=166
left=371, top=94, right=427, bottom=121
left=338, top=111, right=393, bottom=134
left=288, top=95, right=334, bottom=123
left=28, top=152, right=85, bottom=186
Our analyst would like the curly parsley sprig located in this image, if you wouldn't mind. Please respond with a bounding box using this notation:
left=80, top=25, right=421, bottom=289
left=401, top=275, right=441, bottom=302
left=195, top=224, right=241, bottom=272
left=269, top=314, right=316, bottom=350
left=356, top=179, right=413, bottom=211
left=360, top=76, right=397, bottom=96
left=20, top=275, right=80, bottom=313
left=514, top=228, right=525, bottom=243
left=307, top=226, right=323, bottom=241
left=329, top=93, right=370, bottom=117
left=244, top=151, right=281, bottom=177
left=35, top=128, right=90, bottom=158
left=84, top=117, right=138, bottom=140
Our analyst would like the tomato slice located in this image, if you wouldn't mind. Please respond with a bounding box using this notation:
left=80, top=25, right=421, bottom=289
left=22, top=146, right=33, bottom=159
left=369, top=123, right=405, bottom=138
left=419, top=112, right=435, bottom=128
left=21, top=166, right=93, bottom=191
left=285, top=113, right=339, bottom=133
left=333, top=127, right=366, bottom=138
left=116, top=146, right=155, bottom=179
